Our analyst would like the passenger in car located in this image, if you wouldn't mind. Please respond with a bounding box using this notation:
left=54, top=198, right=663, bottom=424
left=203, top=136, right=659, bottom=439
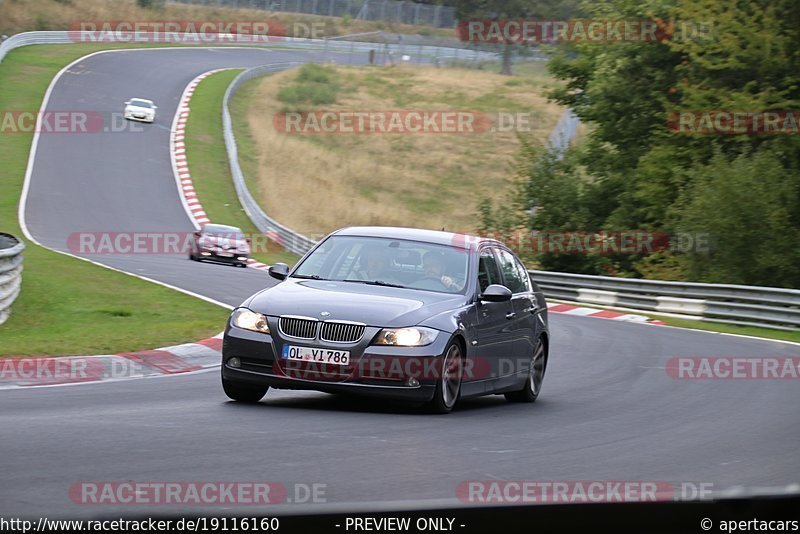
left=422, top=251, right=463, bottom=291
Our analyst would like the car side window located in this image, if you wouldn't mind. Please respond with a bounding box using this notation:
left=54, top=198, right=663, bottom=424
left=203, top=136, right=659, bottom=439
left=496, top=248, right=526, bottom=294
left=478, top=248, right=502, bottom=293
left=514, top=256, right=532, bottom=293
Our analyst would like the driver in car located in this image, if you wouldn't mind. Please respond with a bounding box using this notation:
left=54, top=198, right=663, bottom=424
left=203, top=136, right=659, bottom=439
left=422, top=251, right=463, bottom=291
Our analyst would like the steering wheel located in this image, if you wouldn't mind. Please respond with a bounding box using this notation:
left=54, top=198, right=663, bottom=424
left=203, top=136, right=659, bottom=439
left=409, top=275, right=446, bottom=290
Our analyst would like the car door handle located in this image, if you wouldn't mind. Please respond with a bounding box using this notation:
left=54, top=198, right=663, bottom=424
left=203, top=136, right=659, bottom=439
left=522, top=306, right=538, bottom=314
left=505, top=312, right=516, bottom=320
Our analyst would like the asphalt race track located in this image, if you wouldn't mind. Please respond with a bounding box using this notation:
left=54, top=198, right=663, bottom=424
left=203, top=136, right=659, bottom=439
left=2, top=47, right=799, bottom=518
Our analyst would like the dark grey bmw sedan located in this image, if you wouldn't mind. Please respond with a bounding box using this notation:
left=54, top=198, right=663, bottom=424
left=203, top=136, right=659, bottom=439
left=221, top=226, right=549, bottom=413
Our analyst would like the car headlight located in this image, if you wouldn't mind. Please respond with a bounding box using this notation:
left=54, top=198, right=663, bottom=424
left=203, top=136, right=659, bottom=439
left=230, top=308, right=270, bottom=334
left=373, top=327, right=438, bottom=347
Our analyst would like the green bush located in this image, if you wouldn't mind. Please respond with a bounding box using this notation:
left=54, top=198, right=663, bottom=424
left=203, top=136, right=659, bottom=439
left=677, top=148, right=800, bottom=287
left=277, top=64, right=340, bottom=108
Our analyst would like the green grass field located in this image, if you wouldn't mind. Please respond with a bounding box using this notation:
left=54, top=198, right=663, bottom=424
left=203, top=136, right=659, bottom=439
left=0, top=44, right=232, bottom=356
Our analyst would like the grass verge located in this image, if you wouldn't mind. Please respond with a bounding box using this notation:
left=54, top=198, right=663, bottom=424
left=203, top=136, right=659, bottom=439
left=183, top=70, right=300, bottom=267
left=232, top=62, right=562, bottom=237
left=0, top=44, right=232, bottom=356
left=1, top=0, right=453, bottom=39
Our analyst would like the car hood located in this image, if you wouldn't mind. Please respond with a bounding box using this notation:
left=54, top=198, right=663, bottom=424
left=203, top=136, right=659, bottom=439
left=246, top=279, right=467, bottom=328
left=126, top=105, right=153, bottom=112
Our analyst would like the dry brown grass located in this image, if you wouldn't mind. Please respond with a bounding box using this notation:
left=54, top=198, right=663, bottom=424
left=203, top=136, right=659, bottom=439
left=0, top=0, right=450, bottom=37
left=237, top=64, right=563, bottom=237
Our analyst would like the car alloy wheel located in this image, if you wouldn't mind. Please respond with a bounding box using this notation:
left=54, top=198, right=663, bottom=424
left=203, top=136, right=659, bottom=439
left=506, top=337, right=546, bottom=403
left=427, top=340, right=463, bottom=414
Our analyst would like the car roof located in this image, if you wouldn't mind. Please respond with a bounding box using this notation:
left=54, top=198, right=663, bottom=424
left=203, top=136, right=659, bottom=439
left=331, top=226, right=503, bottom=250
left=129, top=98, right=153, bottom=103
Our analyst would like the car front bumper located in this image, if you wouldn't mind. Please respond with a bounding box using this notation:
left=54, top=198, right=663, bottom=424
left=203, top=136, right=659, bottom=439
left=124, top=111, right=154, bottom=122
left=222, top=324, right=452, bottom=403
left=198, top=250, right=249, bottom=264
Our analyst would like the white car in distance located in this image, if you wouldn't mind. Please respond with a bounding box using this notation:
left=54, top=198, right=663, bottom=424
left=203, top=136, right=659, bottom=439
left=124, top=98, right=157, bottom=123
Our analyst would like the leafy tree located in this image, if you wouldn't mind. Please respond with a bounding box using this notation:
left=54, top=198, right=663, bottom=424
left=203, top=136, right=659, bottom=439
left=677, top=148, right=800, bottom=287
left=530, top=0, right=800, bottom=286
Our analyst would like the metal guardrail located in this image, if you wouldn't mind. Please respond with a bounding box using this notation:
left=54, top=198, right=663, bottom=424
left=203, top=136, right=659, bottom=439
left=530, top=270, right=800, bottom=331
left=0, top=31, right=496, bottom=66
left=222, top=63, right=319, bottom=256
left=0, top=234, right=25, bottom=327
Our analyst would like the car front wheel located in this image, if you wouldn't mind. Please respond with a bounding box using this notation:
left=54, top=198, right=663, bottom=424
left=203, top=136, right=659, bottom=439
left=425, top=340, right=463, bottom=414
left=505, top=337, right=546, bottom=403
left=222, top=372, right=269, bottom=403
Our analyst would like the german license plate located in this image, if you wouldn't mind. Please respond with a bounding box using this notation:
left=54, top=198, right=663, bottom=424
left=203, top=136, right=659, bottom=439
left=282, top=345, right=350, bottom=366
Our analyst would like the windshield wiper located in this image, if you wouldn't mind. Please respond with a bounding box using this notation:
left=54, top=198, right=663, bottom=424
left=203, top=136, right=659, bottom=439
left=292, top=274, right=326, bottom=280
left=340, top=279, right=405, bottom=288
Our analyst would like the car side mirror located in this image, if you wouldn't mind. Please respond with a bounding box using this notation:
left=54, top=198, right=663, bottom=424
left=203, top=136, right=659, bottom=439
left=153, top=105, right=158, bottom=109
left=268, top=263, right=289, bottom=281
left=193, top=231, right=201, bottom=238
left=480, top=284, right=512, bottom=302
left=124, top=101, right=130, bottom=105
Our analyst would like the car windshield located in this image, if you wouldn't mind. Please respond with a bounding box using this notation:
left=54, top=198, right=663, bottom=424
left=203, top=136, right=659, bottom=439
left=292, top=236, right=469, bottom=294
left=129, top=99, right=152, bottom=108
left=202, top=225, right=244, bottom=240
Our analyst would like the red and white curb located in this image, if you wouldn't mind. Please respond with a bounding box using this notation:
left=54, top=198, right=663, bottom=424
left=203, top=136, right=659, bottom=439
left=170, top=70, right=270, bottom=271
left=547, top=302, right=665, bottom=325
left=0, top=334, right=224, bottom=389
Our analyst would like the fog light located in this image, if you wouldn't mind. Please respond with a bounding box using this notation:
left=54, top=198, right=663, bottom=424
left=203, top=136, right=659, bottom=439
left=237, top=256, right=247, bottom=261
left=228, top=357, right=241, bottom=368
left=407, top=377, right=419, bottom=387
left=201, top=252, right=211, bottom=256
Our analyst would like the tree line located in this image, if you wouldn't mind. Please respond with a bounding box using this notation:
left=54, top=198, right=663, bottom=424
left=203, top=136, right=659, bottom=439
left=464, top=0, right=799, bottom=288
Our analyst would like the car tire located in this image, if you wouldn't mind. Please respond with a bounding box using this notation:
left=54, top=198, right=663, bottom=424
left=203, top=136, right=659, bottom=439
left=505, top=337, right=546, bottom=403
left=189, top=252, right=196, bottom=261
left=222, top=373, right=269, bottom=403
left=425, top=340, right=463, bottom=414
